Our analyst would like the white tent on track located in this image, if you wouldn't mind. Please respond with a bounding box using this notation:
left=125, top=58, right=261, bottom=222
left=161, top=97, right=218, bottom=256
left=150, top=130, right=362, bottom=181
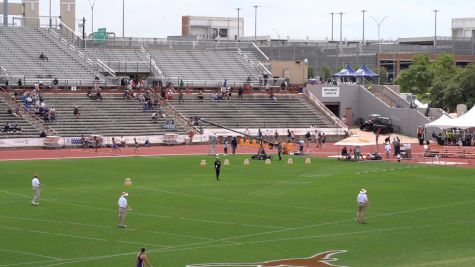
left=424, top=113, right=454, bottom=129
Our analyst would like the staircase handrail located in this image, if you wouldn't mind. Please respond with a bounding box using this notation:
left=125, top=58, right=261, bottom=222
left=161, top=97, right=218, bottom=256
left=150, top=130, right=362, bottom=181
left=0, top=65, right=8, bottom=75
left=305, top=91, right=348, bottom=129
left=151, top=91, right=200, bottom=133
left=141, top=46, right=163, bottom=76
left=44, top=25, right=94, bottom=66
left=251, top=42, right=270, bottom=61
left=258, top=61, right=272, bottom=76
left=0, top=88, right=58, bottom=136
left=96, top=59, right=116, bottom=77
left=236, top=48, right=255, bottom=68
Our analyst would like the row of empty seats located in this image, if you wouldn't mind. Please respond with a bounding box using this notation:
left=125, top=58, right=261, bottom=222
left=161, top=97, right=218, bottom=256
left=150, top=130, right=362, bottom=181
left=82, top=48, right=151, bottom=73
left=0, top=26, right=105, bottom=86
left=168, top=94, right=335, bottom=130
left=149, top=49, right=259, bottom=83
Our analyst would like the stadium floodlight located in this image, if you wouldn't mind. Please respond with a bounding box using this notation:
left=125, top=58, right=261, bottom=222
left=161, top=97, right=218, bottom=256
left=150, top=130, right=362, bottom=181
left=252, top=5, right=260, bottom=41
left=433, top=9, right=439, bottom=51
left=329, top=12, right=335, bottom=41
left=370, top=15, right=388, bottom=53
left=361, top=10, right=367, bottom=43
left=88, top=0, right=96, bottom=34
left=235, top=8, right=241, bottom=39
left=123, top=0, right=125, bottom=37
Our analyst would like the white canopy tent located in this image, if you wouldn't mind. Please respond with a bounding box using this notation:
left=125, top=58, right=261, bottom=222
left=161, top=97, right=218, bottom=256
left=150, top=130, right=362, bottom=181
left=450, top=105, right=475, bottom=129
left=424, top=113, right=454, bottom=129
left=425, top=106, right=475, bottom=130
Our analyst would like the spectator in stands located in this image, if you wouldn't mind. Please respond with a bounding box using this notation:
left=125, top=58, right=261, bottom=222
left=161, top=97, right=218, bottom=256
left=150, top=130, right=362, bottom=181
left=96, top=90, right=103, bottom=101
left=53, top=78, right=59, bottom=88
left=49, top=108, right=56, bottom=123
left=211, top=92, right=219, bottom=102
left=238, top=86, right=243, bottom=99
left=81, top=135, right=88, bottom=149
left=180, top=79, right=184, bottom=89
left=119, top=136, right=127, bottom=147
left=178, top=89, right=184, bottom=103
left=39, top=52, right=49, bottom=61
left=169, top=120, right=175, bottom=130
left=86, top=89, right=93, bottom=99
left=2, top=122, right=10, bottom=132
left=263, top=73, right=269, bottom=86
left=74, top=106, right=80, bottom=119
left=112, top=137, right=120, bottom=151
left=151, top=112, right=159, bottom=122
left=17, top=79, right=22, bottom=88
left=197, top=90, right=204, bottom=101
left=188, top=130, right=194, bottom=145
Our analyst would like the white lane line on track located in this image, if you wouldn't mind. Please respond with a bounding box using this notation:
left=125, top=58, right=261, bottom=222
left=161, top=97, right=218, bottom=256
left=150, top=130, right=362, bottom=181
left=29, top=230, right=109, bottom=242
left=35, top=199, right=475, bottom=266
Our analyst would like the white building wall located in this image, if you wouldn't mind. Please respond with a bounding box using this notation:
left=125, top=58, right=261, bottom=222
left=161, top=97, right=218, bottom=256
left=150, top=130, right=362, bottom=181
left=452, top=18, right=475, bottom=38
left=186, top=16, right=244, bottom=40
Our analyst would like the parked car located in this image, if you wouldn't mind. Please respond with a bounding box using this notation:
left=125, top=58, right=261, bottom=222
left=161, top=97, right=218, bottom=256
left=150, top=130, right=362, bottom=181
left=359, top=114, right=381, bottom=131
left=360, top=114, right=394, bottom=134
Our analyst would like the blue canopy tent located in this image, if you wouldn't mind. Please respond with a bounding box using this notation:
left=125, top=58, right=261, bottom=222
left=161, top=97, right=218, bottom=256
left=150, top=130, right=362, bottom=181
left=333, top=64, right=357, bottom=77
left=355, top=65, right=379, bottom=78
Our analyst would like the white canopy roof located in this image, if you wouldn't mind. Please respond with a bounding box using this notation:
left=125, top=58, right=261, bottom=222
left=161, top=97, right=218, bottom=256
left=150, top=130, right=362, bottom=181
left=425, top=106, right=475, bottom=129
left=450, top=106, right=475, bottom=129
left=424, top=113, right=454, bottom=129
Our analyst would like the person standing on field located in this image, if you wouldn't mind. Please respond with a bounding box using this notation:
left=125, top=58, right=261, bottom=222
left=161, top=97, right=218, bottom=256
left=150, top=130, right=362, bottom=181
left=214, top=155, right=221, bottom=181
left=356, top=189, right=369, bottom=224
left=135, top=247, right=153, bottom=267
left=118, top=192, right=131, bottom=228
left=31, top=174, right=45, bottom=205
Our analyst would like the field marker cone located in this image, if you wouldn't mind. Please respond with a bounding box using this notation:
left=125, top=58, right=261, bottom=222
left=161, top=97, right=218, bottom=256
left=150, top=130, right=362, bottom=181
left=200, top=160, right=207, bottom=166
left=305, top=157, right=311, bottom=164
left=287, top=158, right=294, bottom=165
left=124, top=177, right=132, bottom=186
left=224, top=159, right=230, bottom=166
left=243, top=158, right=250, bottom=165
left=265, top=159, right=271, bottom=165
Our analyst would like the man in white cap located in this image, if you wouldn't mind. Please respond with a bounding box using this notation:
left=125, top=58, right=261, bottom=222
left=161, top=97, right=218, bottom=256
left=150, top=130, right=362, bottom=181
left=31, top=174, right=45, bottom=205
left=356, top=189, right=369, bottom=224
left=118, top=192, right=131, bottom=228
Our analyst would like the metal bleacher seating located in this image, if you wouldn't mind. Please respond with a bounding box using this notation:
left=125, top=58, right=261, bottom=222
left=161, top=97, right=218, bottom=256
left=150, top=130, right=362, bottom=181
left=41, top=93, right=186, bottom=137
left=149, top=50, right=258, bottom=84
left=0, top=26, right=105, bottom=86
left=83, top=48, right=151, bottom=73
left=0, top=98, right=40, bottom=138
left=168, top=94, right=335, bottom=129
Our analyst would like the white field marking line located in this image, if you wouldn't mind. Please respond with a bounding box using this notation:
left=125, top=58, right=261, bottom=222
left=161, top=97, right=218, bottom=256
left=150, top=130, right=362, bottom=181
left=29, top=230, right=109, bottom=242
left=39, top=219, right=475, bottom=267
left=145, top=231, right=241, bottom=246
left=0, top=189, right=284, bottom=230
left=449, top=186, right=475, bottom=191
left=0, top=258, right=65, bottom=267
left=140, top=186, right=354, bottom=214
left=0, top=215, right=111, bottom=229
left=114, top=240, right=172, bottom=248
left=0, top=248, right=62, bottom=260
left=0, top=225, right=22, bottom=231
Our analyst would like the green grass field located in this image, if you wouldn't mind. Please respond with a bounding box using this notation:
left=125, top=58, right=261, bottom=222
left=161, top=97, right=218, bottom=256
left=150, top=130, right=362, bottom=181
left=1, top=155, right=475, bottom=267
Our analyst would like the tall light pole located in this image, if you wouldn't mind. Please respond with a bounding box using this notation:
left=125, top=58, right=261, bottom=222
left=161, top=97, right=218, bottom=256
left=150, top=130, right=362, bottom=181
left=361, top=10, right=367, bottom=43
left=433, top=9, right=439, bottom=51
left=338, top=12, right=345, bottom=51
left=122, top=0, right=125, bottom=37
left=88, top=0, right=96, bottom=34
left=371, top=15, right=388, bottom=53
left=252, top=5, right=260, bottom=41
left=235, top=8, right=241, bottom=39
left=3, top=0, right=8, bottom=26
left=49, top=0, right=52, bottom=28
left=329, top=12, right=335, bottom=41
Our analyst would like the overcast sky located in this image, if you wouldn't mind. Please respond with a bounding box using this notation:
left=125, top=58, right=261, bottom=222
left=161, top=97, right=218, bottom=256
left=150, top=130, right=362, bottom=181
left=31, top=0, right=475, bottom=40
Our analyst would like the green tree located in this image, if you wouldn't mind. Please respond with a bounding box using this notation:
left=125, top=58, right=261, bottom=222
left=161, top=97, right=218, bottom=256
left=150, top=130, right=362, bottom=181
left=376, top=67, right=388, bottom=84
left=307, top=64, right=315, bottom=79
left=428, top=54, right=459, bottom=109
left=452, top=63, right=475, bottom=109
left=395, top=54, right=433, bottom=95
left=320, top=65, right=331, bottom=82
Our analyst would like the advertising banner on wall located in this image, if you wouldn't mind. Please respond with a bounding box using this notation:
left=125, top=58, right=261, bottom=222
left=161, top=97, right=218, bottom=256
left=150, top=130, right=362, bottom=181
left=322, top=87, right=340, bottom=97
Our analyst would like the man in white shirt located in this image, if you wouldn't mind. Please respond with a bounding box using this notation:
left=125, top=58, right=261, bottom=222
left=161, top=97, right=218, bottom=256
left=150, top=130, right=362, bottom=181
left=118, top=192, right=131, bottom=228
left=31, top=174, right=45, bottom=205
left=356, top=189, right=369, bottom=224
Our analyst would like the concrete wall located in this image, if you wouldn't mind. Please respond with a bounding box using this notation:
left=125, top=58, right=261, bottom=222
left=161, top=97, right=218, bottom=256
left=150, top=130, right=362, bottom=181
left=0, top=3, right=23, bottom=16
left=271, top=60, right=308, bottom=84
left=23, top=0, right=39, bottom=27
left=306, top=84, right=430, bottom=136
left=60, top=0, right=75, bottom=32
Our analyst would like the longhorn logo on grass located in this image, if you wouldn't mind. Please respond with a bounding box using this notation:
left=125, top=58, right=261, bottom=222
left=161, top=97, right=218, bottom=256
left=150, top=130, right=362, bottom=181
left=187, top=249, right=347, bottom=267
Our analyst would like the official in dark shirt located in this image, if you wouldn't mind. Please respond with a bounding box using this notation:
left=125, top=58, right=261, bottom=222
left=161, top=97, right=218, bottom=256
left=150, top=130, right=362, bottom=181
left=214, top=155, right=221, bottom=181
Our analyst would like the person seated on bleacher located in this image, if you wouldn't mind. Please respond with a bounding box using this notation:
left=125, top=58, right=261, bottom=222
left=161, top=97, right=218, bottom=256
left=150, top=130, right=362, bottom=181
left=2, top=122, right=10, bottom=132
left=151, top=112, right=159, bottom=122
left=211, top=92, right=219, bottom=102
left=9, top=122, right=21, bottom=132
left=96, top=91, right=103, bottom=101
left=169, top=120, right=175, bottom=130
left=86, top=89, right=93, bottom=99
left=43, top=112, right=50, bottom=123
left=73, top=106, right=80, bottom=119
left=49, top=108, right=56, bottom=123
left=163, top=120, right=171, bottom=129
left=198, top=90, right=204, bottom=101
left=39, top=52, right=49, bottom=61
